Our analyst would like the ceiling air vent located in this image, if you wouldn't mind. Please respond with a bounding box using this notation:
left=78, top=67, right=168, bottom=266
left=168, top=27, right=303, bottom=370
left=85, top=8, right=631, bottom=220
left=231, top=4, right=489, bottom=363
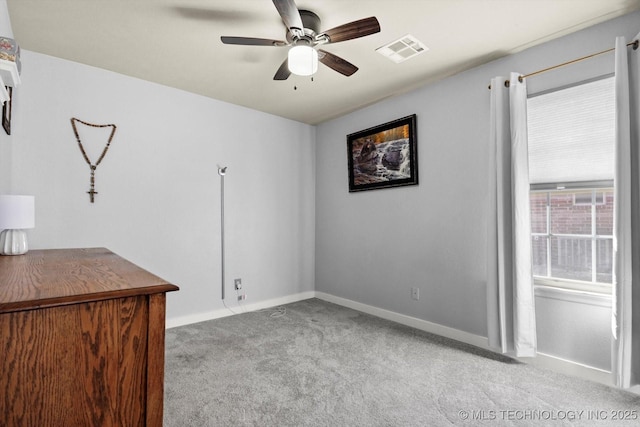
left=376, top=34, right=428, bottom=63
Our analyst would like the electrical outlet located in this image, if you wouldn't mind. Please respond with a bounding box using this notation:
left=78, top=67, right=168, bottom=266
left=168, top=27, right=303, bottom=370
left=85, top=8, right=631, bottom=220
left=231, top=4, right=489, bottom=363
left=234, top=278, right=242, bottom=290
left=411, top=287, right=420, bottom=301
left=237, top=294, right=246, bottom=301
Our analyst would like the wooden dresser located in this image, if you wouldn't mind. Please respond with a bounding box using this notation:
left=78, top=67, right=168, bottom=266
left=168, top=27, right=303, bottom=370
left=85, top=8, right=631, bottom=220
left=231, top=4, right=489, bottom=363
left=0, top=248, right=179, bottom=427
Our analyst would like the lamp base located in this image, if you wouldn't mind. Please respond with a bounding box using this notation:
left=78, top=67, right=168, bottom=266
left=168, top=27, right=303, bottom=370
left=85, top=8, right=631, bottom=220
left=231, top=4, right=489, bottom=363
left=0, top=229, right=28, bottom=255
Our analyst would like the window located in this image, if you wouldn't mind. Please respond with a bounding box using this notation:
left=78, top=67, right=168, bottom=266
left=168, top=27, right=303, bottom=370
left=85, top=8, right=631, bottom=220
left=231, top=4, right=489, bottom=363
left=527, top=77, right=615, bottom=293
left=574, top=191, right=605, bottom=206
left=530, top=186, right=613, bottom=293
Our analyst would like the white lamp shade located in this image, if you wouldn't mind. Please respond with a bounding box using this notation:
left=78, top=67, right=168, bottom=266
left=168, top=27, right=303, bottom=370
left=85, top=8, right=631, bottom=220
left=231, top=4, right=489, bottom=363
left=0, top=195, right=35, bottom=230
left=288, top=45, right=318, bottom=76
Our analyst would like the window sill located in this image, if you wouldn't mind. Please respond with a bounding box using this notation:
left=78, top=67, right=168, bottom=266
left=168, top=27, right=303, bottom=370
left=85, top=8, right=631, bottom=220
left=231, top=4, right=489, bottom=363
left=533, top=277, right=611, bottom=295
left=534, top=284, right=612, bottom=307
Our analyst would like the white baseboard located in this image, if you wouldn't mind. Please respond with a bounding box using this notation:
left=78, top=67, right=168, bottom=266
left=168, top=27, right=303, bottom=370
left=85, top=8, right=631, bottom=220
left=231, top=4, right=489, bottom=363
left=314, top=292, right=491, bottom=350
left=165, top=291, right=315, bottom=329
left=525, top=352, right=613, bottom=387
left=314, top=292, right=615, bottom=387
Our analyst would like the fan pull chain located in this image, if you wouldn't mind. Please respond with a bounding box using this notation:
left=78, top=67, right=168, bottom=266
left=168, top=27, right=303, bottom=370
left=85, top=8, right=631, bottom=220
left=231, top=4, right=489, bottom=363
left=293, top=76, right=315, bottom=91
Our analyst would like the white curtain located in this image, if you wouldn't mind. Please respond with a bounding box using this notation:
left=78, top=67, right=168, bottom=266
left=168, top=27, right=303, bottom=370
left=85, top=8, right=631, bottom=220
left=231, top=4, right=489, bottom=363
left=612, top=33, right=640, bottom=389
left=0, top=77, right=8, bottom=105
left=487, top=72, right=537, bottom=357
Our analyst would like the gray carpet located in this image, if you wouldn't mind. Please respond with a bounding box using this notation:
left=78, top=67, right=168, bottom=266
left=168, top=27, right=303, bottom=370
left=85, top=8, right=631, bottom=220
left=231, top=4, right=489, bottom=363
left=164, top=298, right=640, bottom=426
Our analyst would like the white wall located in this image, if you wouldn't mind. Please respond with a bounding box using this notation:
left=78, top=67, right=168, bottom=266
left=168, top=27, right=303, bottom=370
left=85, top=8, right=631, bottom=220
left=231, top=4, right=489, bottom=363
left=0, top=119, right=11, bottom=192
left=535, top=288, right=611, bottom=371
left=315, top=11, right=640, bottom=369
left=7, top=51, right=316, bottom=322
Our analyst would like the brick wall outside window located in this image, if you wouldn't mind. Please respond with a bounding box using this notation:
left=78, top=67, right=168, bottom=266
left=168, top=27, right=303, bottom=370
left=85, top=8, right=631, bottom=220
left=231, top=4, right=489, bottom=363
left=530, top=189, right=613, bottom=284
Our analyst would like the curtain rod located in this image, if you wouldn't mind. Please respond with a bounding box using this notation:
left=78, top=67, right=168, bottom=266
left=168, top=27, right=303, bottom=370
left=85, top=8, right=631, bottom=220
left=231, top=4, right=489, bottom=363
left=488, top=39, right=639, bottom=89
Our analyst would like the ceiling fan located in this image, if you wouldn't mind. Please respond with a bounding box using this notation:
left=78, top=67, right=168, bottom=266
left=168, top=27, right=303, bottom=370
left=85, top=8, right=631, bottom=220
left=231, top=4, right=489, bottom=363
left=221, top=0, right=380, bottom=80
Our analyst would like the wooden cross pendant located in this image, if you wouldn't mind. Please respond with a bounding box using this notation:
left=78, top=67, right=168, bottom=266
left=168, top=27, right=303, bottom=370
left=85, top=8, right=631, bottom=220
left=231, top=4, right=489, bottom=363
left=87, top=188, right=98, bottom=203
left=87, top=166, right=97, bottom=203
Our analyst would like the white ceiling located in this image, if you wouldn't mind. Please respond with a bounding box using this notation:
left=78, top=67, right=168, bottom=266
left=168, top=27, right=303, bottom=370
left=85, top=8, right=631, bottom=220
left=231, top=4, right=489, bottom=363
left=7, top=0, right=640, bottom=125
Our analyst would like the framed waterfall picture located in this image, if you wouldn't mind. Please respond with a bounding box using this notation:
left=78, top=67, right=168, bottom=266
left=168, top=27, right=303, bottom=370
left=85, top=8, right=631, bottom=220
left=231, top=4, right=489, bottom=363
left=347, top=114, right=418, bottom=192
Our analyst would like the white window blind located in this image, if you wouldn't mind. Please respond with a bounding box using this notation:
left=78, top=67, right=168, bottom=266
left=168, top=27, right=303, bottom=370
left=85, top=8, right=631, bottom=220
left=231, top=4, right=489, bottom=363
left=527, top=77, right=615, bottom=184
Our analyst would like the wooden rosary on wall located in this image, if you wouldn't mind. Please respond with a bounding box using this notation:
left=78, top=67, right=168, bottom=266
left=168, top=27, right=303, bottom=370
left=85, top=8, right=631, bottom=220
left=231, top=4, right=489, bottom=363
left=70, top=118, right=117, bottom=203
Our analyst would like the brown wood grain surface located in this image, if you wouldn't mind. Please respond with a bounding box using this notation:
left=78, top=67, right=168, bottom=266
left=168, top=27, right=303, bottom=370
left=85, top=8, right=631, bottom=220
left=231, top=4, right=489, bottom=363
left=146, top=293, right=168, bottom=426
left=0, top=247, right=178, bottom=313
left=0, top=248, right=178, bottom=427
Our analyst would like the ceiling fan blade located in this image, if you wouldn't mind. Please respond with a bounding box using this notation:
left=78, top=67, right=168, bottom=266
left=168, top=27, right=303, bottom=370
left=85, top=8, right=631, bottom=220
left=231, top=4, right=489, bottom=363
left=317, top=50, right=358, bottom=77
left=272, top=0, right=304, bottom=34
left=320, top=17, right=380, bottom=44
left=221, top=36, right=286, bottom=46
left=273, top=58, right=291, bottom=80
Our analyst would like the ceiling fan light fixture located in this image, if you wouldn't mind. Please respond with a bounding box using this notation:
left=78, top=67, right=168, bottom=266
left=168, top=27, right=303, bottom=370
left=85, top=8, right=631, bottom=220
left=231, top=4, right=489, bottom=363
left=288, top=45, right=318, bottom=76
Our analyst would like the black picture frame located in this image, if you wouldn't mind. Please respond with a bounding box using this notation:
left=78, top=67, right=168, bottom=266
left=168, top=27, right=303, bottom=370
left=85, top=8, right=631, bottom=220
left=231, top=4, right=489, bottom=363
left=2, top=86, right=11, bottom=136
left=347, top=114, right=418, bottom=192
